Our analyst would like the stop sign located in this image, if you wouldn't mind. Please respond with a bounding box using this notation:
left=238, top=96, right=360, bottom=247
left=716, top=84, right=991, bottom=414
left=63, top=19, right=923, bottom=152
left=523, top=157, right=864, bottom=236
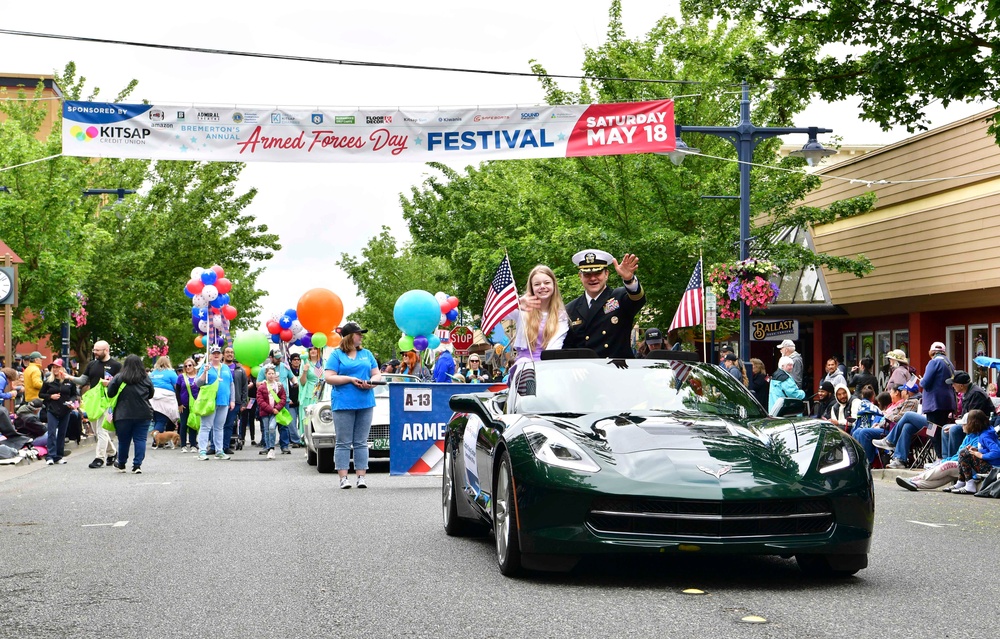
left=450, top=326, right=474, bottom=353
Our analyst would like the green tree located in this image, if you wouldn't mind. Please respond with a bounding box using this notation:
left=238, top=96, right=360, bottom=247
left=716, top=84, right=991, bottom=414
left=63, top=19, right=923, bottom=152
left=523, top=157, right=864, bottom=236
left=0, top=64, right=280, bottom=366
left=683, top=0, right=1000, bottom=142
left=401, top=3, right=874, bottom=332
left=338, top=227, right=450, bottom=361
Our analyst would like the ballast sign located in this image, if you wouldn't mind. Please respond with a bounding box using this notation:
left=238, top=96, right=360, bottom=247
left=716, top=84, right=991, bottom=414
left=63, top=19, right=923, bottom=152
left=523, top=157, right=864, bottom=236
left=61, top=99, right=674, bottom=164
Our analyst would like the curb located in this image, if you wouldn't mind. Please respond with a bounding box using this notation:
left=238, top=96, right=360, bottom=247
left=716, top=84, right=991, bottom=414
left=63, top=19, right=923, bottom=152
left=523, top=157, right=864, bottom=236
left=0, top=441, right=96, bottom=484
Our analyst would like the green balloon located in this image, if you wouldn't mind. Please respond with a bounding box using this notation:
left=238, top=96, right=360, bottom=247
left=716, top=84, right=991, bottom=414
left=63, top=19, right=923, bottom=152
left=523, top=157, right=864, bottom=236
left=398, top=335, right=414, bottom=352
left=233, top=331, right=270, bottom=365
left=250, top=365, right=260, bottom=378
left=312, top=332, right=328, bottom=349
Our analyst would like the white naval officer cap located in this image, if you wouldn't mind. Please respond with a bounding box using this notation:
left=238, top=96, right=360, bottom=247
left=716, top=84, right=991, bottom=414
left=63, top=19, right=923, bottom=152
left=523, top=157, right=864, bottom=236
left=572, top=249, right=614, bottom=273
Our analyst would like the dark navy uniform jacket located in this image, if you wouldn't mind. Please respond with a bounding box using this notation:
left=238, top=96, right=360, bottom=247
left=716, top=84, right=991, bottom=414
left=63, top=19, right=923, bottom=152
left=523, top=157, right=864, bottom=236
left=562, top=282, right=645, bottom=359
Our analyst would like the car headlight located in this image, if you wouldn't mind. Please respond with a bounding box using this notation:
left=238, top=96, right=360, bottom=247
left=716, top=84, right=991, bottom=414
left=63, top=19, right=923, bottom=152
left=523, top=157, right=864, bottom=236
left=523, top=426, right=600, bottom=473
left=318, top=406, right=333, bottom=424
left=817, top=431, right=858, bottom=474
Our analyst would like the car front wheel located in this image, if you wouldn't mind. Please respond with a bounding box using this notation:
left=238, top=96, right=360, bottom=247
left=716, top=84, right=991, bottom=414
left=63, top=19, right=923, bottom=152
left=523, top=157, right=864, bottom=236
left=307, top=446, right=317, bottom=466
left=317, top=448, right=335, bottom=474
left=494, top=450, right=522, bottom=576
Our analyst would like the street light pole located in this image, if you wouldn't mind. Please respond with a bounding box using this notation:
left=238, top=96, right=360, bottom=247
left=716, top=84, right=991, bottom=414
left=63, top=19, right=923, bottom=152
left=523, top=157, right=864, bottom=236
left=668, top=81, right=834, bottom=362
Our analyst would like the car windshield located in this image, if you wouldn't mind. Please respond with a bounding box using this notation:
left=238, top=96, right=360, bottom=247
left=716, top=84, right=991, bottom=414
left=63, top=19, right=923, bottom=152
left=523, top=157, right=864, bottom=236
left=510, top=358, right=765, bottom=419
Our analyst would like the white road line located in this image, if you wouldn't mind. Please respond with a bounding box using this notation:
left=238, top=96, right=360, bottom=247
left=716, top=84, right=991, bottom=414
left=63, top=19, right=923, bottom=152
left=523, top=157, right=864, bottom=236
left=134, top=482, right=172, bottom=486
left=82, top=520, right=130, bottom=528
left=907, top=520, right=958, bottom=528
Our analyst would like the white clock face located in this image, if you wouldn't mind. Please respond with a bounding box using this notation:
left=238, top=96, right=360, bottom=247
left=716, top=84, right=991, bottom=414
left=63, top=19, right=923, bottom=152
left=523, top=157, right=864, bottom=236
left=0, top=272, right=10, bottom=301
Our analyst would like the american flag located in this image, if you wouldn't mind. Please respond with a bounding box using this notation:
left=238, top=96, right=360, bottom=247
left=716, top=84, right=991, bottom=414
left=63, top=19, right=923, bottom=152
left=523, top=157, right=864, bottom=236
left=481, top=254, right=519, bottom=336
left=668, top=259, right=704, bottom=333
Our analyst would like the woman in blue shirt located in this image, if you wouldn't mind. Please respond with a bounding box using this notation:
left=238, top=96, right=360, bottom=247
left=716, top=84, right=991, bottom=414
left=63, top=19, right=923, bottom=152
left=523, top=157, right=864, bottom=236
left=324, top=322, right=382, bottom=489
left=149, top=356, right=179, bottom=434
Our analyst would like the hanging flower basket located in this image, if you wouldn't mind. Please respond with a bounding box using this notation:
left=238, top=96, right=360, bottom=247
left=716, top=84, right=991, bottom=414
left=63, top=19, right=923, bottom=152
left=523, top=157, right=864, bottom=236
left=708, top=259, right=780, bottom=319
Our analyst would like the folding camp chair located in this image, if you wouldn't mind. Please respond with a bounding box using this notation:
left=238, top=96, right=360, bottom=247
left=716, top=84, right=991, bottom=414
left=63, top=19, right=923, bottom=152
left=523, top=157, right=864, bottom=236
left=909, top=426, right=936, bottom=469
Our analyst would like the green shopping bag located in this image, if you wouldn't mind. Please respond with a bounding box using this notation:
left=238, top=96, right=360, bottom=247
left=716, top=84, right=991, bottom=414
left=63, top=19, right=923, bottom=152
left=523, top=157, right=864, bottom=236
left=270, top=387, right=293, bottom=426
left=192, top=366, right=220, bottom=416
left=101, top=383, right=126, bottom=432
left=183, top=376, right=200, bottom=431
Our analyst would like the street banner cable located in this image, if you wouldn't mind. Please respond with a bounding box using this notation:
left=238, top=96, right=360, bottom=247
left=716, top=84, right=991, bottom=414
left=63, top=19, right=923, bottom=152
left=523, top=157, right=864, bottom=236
left=61, top=100, right=674, bottom=163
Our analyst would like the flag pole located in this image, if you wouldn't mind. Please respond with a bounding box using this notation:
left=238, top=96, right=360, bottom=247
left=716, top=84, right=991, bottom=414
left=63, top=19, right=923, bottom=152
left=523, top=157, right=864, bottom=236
left=700, top=250, right=707, bottom=363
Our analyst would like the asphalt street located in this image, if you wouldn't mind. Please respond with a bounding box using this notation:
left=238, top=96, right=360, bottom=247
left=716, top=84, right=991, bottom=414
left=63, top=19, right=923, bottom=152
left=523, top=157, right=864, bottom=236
left=1, top=440, right=998, bottom=639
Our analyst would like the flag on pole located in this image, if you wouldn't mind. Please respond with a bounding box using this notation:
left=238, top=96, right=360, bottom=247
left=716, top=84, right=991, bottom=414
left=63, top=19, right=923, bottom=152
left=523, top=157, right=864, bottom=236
left=668, top=259, right=704, bottom=333
left=481, top=254, right=519, bottom=336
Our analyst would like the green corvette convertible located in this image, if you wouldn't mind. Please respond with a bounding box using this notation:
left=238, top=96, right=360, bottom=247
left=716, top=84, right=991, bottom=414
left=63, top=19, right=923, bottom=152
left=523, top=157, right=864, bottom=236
left=442, top=350, right=874, bottom=577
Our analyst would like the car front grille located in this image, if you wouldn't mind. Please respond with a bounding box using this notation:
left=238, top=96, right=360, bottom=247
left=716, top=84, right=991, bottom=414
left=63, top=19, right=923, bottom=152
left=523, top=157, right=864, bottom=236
left=587, top=497, right=834, bottom=538
left=368, top=424, right=389, bottom=442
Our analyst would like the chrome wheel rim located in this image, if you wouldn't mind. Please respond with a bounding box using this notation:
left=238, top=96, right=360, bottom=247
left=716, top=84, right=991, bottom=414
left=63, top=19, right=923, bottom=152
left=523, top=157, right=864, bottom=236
left=495, top=461, right=511, bottom=564
left=442, top=450, right=453, bottom=525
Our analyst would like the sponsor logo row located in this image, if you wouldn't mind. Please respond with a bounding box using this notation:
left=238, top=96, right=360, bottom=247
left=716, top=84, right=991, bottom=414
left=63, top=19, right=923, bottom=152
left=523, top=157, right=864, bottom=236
left=145, top=109, right=580, bottom=126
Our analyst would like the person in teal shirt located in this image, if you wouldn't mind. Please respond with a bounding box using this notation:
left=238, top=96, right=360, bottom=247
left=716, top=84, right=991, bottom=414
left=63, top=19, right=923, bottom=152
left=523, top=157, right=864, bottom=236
left=196, top=346, right=234, bottom=460
left=324, top=322, right=381, bottom=489
left=299, top=346, right=323, bottom=427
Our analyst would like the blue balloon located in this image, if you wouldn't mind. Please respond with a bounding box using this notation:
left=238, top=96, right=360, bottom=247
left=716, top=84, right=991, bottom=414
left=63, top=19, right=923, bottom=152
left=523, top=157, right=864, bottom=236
left=427, top=335, right=441, bottom=350
left=210, top=297, right=225, bottom=308
left=220, top=294, right=230, bottom=306
left=279, top=315, right=293, bottom=329
left=184, top=287, right=195, bottom=299
left=393, top=290, right=442, bottom=338
left=285, top=309, right=297, bottom=321
left=446, top=309, right=458, bottom=322
left=271, top=333, right=281, bottom=343
left=491, top=323, right=509, bottom=347
left=200, top=270, right=217, bottom=286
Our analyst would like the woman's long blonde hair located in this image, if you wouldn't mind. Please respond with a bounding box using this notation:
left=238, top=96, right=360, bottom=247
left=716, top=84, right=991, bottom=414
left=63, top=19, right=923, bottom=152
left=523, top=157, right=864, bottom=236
left=154, top=355, right=172, bottom=370
left=523, top=265, right=565, bottom=349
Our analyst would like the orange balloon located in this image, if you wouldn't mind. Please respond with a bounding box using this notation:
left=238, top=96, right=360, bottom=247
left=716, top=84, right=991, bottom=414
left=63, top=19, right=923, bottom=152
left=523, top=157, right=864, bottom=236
left=327, top=333, right=342, bottom=348
left=297, top=288, right=344, bottom=335
left=194, top=335, right=205, bottom=348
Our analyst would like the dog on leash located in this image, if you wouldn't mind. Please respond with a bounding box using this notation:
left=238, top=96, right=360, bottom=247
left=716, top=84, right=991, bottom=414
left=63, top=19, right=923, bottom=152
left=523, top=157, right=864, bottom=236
left=151, top=431, right=180, bottom=449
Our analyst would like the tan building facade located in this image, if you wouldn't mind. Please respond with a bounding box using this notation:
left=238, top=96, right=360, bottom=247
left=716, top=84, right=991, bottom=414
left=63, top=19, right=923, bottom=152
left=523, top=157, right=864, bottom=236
left=785, top=108, right=1000, bottom=391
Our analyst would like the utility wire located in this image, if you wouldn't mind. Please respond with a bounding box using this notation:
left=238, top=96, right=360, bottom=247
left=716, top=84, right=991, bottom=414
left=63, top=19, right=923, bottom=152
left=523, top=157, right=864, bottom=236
left=0, top=28, right=715, bottom=87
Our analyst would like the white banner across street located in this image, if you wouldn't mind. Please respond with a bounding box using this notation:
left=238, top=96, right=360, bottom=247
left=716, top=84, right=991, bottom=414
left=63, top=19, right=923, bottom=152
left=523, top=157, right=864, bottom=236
left=61, top=100, right=675, bottom=163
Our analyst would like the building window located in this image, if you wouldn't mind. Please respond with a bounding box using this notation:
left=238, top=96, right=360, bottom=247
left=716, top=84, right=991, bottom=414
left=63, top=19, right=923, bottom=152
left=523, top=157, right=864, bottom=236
left=947, top=326, right=966, bottom=374
left=970, top=325, right=988, bottom=388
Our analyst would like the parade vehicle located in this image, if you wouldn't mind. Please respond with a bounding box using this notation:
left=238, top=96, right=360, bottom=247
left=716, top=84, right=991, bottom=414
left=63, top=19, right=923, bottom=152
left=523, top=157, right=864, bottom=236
left=441, top=350, right=874, bottom=577
left=304, top=373, right=419, bottom=473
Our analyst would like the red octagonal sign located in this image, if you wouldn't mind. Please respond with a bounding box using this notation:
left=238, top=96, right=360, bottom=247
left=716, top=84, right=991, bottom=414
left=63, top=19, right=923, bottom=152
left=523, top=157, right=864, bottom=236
left=450, top=326, right=474, bottom=353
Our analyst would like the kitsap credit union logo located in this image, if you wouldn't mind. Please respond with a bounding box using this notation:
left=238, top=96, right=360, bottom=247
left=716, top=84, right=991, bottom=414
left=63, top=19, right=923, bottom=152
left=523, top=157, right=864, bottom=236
left=69, top=125, right=99, bottom=142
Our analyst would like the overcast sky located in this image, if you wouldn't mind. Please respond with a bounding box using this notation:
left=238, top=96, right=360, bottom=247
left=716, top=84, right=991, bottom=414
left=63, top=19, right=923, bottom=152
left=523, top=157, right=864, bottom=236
left=0, top=1, right=987, bottom=329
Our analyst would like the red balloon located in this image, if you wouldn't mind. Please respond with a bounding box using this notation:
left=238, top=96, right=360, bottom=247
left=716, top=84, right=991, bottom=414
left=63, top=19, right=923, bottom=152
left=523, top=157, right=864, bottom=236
left=210, top=306, right=221, bottom=314
left=280, top=329, right=294, bottom=342
left=447, top=296, right=460, bottom=310
left=266, top=320, right=281, bottom=335
left=222, top=305, right=238, bottom=320
left=439, top=302, right=450, bottom=313
left=211, top=264, right=225, bottom=279
left=186, top=279, right=205, bottom=295
left=215, top=277, right=232, bottom=294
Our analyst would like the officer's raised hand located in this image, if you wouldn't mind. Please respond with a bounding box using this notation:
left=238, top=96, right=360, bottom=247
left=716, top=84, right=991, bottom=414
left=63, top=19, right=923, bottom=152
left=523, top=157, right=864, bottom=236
left=613, top=254, right=639, bottom=282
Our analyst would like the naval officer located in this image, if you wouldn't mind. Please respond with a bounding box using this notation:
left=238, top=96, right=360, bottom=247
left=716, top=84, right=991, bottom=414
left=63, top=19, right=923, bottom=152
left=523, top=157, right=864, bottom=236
left=562, top=250, right=644, bottom=359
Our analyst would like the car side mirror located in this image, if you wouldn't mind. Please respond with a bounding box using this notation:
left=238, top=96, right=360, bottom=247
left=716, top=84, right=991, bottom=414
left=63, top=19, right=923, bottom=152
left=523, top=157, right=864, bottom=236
left=770, top=398, right=807, bottom=417
left=450, top=393, right=502, bottom=427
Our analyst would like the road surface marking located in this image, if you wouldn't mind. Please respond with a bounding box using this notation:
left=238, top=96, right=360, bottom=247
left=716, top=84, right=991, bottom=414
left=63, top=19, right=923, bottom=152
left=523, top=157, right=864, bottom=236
left=907, top=520, right=958, bottom=528
left=82, top=521, right=130, bottom=528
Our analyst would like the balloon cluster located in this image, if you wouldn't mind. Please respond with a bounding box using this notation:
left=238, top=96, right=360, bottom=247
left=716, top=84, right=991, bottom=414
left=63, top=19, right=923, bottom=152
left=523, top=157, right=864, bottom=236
left=393, top=290, right=459, bottom=353
left=184, top=265, right=238, bottom=349
left=230, top=288, right=345, bottom=368
left=435, top=291, right=461, bottom=329
left=266, top=308, right=311, bottom=346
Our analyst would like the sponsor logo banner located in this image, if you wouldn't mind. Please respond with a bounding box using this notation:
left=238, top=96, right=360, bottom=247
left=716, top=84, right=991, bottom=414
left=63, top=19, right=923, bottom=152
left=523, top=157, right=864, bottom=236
left=62, top=100, right=674, bottom=162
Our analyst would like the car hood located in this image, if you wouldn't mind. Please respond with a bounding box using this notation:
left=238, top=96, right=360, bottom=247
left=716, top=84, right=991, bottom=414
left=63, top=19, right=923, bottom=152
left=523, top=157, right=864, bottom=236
left=516, top=412, right=828, bottom=489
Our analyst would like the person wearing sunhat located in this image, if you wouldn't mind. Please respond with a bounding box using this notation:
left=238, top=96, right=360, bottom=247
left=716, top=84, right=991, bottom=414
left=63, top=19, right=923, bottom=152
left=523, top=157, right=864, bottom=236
left=324, top=321, right=382, bottom=489
left=38, top=358, right=78, bottom=465
left=22, top=351, right=46, bottom=403
left=884, top=349, right=911, bottom=391
left=562, top=249, right=643, bottom=359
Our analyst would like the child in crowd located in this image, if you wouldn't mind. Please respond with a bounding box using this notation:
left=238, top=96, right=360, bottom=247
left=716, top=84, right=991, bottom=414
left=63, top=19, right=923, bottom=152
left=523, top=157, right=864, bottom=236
left=948, top=409, right=1000, bottom=494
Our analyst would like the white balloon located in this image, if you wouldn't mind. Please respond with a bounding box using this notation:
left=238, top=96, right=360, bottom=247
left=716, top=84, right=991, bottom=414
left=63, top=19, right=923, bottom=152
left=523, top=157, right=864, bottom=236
left=435, top=291, right=448, bottom=304
left=440, top=313, right=447, bottom=325
left=291, top=320, right=303, bottom=333
left=192, top=294, right=208, bottom=308
left=198, top=319, right=209, bottom=332
left=212, top=315, right=223, bottom=328
left=191, top=267, right=204, bottom=280
left=202, top=284, right=219, bottom=301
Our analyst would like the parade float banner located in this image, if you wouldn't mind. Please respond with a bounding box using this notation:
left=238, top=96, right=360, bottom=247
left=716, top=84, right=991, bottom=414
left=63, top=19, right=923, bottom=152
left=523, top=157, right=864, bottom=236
left=61, top=100, right=675, bottom=163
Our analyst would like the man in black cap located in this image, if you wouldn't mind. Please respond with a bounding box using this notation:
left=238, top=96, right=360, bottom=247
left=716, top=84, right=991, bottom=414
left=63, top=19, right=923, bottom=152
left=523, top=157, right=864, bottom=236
left=641, top=328, right=664, bottom=357
left=562, top=249, right=643, bottom=359
left=810, top=381, right=836, bottom=419
left=940, top=370, right=992, bottom=459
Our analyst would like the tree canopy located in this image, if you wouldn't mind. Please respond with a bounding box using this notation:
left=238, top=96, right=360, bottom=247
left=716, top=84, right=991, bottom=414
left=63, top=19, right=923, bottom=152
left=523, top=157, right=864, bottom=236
left=0, top=63, right=279, bottom=365
left=683, top=0, right=1000, bottom=142
left=389, top=3, right=874, bottom=340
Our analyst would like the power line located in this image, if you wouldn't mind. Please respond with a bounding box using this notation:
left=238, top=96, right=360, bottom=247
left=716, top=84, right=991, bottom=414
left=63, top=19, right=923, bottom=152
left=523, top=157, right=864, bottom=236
left=0, top=28, right=715, bottom=87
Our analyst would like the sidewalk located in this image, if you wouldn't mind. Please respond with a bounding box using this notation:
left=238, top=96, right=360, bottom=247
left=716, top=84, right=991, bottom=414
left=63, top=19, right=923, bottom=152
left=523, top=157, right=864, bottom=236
left=0, top=440, right=96, bottom=483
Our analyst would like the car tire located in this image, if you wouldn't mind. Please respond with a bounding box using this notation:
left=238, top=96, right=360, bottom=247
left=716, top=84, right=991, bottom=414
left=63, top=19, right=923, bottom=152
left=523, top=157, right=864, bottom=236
left=317, top=448, right=335, bottom=474
left=494, top=450, right=523, bottom=576
left=307, top=446, right=317, bottom=466
left=795, top=553, right=867, bottom=578
left=443, top=440, right=475, bottom=537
